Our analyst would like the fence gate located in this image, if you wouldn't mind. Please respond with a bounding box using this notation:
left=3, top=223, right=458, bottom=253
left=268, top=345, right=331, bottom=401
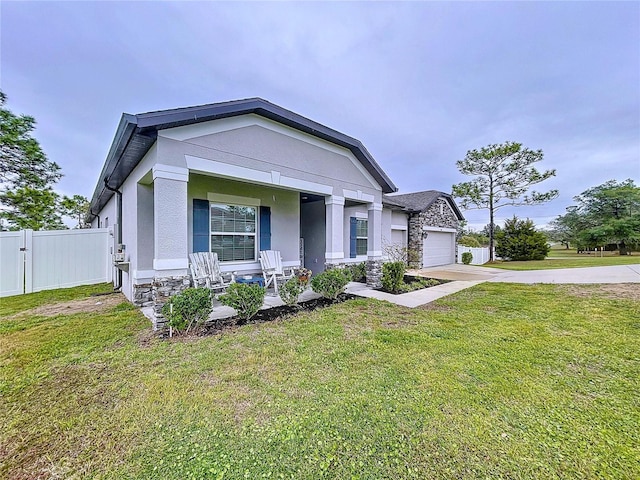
left=0, top=228, right=112, bottom=298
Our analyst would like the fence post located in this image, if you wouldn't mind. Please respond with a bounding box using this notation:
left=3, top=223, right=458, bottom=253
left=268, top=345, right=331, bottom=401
left=23, top=229, right=33, bottom=294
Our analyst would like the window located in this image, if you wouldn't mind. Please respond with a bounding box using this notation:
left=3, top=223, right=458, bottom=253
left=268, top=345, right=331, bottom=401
left=210, top=204, right=257, bottom=261
left=356, top=219, right=368, bottom=256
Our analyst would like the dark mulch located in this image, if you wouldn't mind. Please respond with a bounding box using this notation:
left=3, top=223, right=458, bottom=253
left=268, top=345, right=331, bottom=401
left=200, top=293, right=357, bottom=334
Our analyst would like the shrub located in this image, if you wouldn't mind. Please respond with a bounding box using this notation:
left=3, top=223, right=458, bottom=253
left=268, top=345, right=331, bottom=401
left=219, top=283, right=266, bottom=321
left=311, top=268, right=350, bottom=300
left=382, top=261, right=406, bottom=293
left=458, top=235, right=481, bottom=247
left=345, top=262, right=366, bottom=283
left=461, top=252, right=473, bottom=265
left=496, top=216, right=551, bottom=261
left=279, top=277, right=305, bottom=307
left=161, top=287, right=212, bottom=334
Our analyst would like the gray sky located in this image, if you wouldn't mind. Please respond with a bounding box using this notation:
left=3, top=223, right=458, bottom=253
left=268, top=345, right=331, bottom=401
left=2, top=1, right=639, bottom=230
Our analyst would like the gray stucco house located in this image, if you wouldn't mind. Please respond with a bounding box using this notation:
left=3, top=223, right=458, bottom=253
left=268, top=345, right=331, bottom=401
left=87, top=98, right=463, bottom=327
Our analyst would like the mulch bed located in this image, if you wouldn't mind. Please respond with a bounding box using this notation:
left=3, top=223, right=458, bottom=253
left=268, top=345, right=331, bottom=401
left=198, top=293, right=357, bottom=335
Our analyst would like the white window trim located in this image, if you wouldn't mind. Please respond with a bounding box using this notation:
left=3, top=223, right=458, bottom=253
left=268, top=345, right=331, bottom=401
left=210, top=202, right=259, bottom=263
left=356, top=218, right=368, bottom=256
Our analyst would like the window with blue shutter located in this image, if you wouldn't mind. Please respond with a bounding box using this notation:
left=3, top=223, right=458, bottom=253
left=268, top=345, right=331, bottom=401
left=259, top=206, right=271, bottom=251
left=193, top=199, right=210, bottom=253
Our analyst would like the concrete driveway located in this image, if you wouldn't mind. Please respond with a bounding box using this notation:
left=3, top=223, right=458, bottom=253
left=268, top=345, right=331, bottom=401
left=414, top=263, right=640, bottom=284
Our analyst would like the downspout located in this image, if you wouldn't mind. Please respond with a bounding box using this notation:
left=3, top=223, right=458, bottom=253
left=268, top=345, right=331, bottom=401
left=104, top=178, right=123, bottom=291
left=89, top=209, right=100, bottom=229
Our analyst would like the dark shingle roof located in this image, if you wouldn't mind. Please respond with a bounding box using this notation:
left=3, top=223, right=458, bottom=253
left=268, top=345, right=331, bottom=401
left=384, top=190, right=465, bottom=220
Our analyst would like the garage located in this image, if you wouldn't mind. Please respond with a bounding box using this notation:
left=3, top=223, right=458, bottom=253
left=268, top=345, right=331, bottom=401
left=423, top=230, right=455, bottom=267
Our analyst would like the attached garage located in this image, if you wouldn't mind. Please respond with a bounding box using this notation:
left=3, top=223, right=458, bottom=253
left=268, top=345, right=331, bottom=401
left=422, top=230, right=456, bottom=267
left=383, top=190, right=464, bottom=269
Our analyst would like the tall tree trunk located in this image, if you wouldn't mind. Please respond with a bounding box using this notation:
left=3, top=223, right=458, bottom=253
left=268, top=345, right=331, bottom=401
left=489, top=180, right=495, bottom=261
left=619, top=241, right=628, bottom=256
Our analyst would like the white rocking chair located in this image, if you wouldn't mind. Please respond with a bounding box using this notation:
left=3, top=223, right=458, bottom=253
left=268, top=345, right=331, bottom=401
left=259, top=250, right=295, bottom=294
left=189, top=252, right=235, bottom=294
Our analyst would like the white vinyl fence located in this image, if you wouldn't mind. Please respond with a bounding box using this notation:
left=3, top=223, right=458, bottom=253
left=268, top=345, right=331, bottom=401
left=457, top=245, right=492, bottom=265
left=0, top=228, right=112, bottom=298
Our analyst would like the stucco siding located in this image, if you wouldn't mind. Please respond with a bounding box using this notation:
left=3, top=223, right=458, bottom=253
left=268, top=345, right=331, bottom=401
left=158, top=116, right=381, bottom=196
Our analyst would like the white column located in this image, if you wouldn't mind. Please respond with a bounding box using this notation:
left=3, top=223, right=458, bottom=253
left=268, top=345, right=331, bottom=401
left=325, top=195, right=345, bottom=263
left=152, top=165, right=189, bottom=272
left=367, top=202, right=383, bottom=258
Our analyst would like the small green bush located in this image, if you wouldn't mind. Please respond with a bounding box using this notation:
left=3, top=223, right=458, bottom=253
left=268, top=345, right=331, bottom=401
left=311, top=269, right=350, bottom=300
left=279, top=277, right=305, bottom=307
left=461, top=252, right=473, bottom=265
left=345, top=262, right=366, bottom=283
left=161, top=287, right=212, bottom=334
left=382, top=261, right=406, bottom=294
left=219, top=283, right=266, bottom=321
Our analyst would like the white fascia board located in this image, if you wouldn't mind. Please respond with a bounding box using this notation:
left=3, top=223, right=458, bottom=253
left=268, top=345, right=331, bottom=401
left=343, top=189, right=375, bottom=203
left=161, top=115, right=381, bottom=191
left=153, top=164, right=189, bottom=182
left=422, top=227, right=457, bottom=233
left=186, top=155, right=333, bottom=196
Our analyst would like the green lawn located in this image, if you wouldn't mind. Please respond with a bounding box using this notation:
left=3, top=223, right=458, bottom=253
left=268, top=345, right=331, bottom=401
left=486, top=247, right=639, bottom=270
left=1, top=283, right=638, bottom=479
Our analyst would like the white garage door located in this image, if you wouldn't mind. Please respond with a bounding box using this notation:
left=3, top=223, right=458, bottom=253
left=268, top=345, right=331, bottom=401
left=423, top=231, right=455, bottom=267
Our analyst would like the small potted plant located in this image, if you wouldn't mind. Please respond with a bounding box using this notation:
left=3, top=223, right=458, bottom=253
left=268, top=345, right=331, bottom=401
left=296, top=267, right=312, bottom=286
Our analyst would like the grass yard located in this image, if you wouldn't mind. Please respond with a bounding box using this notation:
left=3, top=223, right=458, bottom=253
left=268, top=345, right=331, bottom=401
left=486, top=246, right=639, bottom=270
left=1, top=282, right=638, bottom=479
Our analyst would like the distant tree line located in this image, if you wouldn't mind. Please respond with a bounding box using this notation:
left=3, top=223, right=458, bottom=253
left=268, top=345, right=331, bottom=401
left=548, top=179, right=639, bottom=255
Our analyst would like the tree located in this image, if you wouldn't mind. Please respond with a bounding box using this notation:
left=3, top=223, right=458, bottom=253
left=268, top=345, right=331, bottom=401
left=452, top=141, right=558, bottom=260
left=573, top=179, right=640, bottom=255
left=547, top=207, right=585, bottom=249
left=495, top=216, right=550, bottom=261
left=0, top=187, right=65, bottom=230
left=61, top=194, right=90, bottom=229
left=0, top=91, right=61, bottom=191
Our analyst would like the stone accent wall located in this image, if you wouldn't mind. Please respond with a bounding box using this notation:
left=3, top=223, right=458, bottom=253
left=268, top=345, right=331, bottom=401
left=365, top=259, right=383, bottom=288
left=132, top=283, right=154, bottom=307
left=407, top=198, right=459, bottom=269
left=151, top=275, right=191, bottom=330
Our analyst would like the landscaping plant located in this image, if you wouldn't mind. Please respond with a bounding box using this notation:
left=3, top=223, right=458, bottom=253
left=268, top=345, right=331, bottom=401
left=279, top=277, right=306, bottom=307
left=161, top=287, right=212, bottom=334
left=345, top=262, right=366, bottom=283
left=310, top=268, right=350, bottom=299
left=496, top=216, right=550, bottom=261
left=219, top=282, right=266, bottom=321
left=381, top=261, right=406, bottom=293
left=461, top=251, right=473, bottom=265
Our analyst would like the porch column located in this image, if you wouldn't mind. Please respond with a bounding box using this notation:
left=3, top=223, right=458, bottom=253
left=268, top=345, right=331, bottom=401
left=325, top=195, right=345, bottom=265
left=366, top=202, right=383, bottom=287
left=152, top=165, right=190, bottom=329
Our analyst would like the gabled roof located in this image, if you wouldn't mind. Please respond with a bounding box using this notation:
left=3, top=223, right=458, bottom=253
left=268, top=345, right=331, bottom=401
left=384, top=190, right=465, bottom=220
left=88, top=98, right=397, bottom=221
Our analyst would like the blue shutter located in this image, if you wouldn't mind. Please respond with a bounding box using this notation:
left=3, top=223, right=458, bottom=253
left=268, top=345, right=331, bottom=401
left=349, top=217, right=357, bottom=258
left=259, top=206, right=271, bottom=251
left=193, top=199, right=209, bottom=253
